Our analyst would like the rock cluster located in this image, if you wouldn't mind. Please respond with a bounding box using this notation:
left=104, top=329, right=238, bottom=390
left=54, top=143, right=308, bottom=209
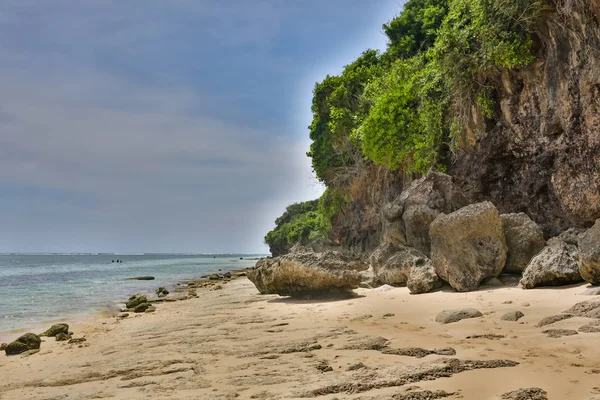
left=248, top=172, right=599, bottom=297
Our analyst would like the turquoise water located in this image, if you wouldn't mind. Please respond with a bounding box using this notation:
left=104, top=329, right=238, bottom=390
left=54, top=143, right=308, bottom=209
left=0, top=254, right=262, bottom=334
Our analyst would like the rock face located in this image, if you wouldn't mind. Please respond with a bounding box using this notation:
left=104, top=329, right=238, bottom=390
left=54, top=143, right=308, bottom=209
left=5, top=333, right=41, bottom=355
left=41, top=323, right=69, bottom=337
left=520, top=238, right=582, bottom=289
left=448, top=5, right=600, bottom=236
left=578, top=219, right=600, bottom=285
left=435, top=308, right=483, bottom=324
left=248, top=249, right=366, bottom=297
left=430, top=202, right=508, bottom=292
left=501, top=213, right=546, bottom=273
left=407, top=260, right=442, bottom=294
left=385, top=171, right=468, bottom=255
left=370, top=243, right=432, bottom=287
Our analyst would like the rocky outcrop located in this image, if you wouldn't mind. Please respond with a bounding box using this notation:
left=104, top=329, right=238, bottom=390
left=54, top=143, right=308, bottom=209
left=41, top=323, right=69, bottom=337
left=430, top=202, right=508, bottom=292
left=578, top=219, right=600, bottom=285
left=501, top=388, right=548, bottom=400
left=449, top=6, right=600, bottom=235
left=248, top=249, right=366, bottom=297
left=407, top=260, right=442, bottom=294
left=156, top=287, right=169, bottom=297
left=383, top=171, right=468, bottom=255
left=520, top=238, right=582, bottom=288
left=501, top=213, right=546, bottom=273
left=5, top=333, right=41, bottom=355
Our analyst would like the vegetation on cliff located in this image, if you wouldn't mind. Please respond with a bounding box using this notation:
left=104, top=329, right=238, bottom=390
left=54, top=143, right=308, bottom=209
left=266, top=0, right=559, bottom=254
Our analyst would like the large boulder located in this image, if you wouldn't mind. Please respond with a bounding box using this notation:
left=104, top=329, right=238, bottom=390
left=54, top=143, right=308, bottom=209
left=520, top=238, right=582, bottom=289
left=430, top=202, right=508, bottom=292
left=407, top=260, right=442, bottom=294
left=375, top=246, right=431, bottom=287
left=248, top=249, right=366, bottom=297
left=383, top=171, right=468, bottom=255
left=579, top=219, right=600, bottom=285
left=501, top=213, right=546, bottom=273
left=40, top=323, right=69, bottom=337
left=5, top=333, right=41, bottom=355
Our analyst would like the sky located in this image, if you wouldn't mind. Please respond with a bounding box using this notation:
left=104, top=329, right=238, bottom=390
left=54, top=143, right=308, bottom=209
left=0, top=0, right=402, bottom=254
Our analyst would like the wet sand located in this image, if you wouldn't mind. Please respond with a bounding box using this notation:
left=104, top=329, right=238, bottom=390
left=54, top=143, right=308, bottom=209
left=1, top=278, right=600, bottom=399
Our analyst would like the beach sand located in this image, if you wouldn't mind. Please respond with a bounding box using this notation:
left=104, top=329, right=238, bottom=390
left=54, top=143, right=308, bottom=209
left=1, top=278, right=600, bottom=399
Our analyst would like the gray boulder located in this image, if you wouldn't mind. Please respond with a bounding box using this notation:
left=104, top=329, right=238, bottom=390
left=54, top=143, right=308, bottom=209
left=402, top=204, right=439, bottom=256
left=373, top=245, right=432, bottom=287
left=248, top=249, right=366, bottom=297
left=383, top=171, right=468, bottom=255
left=520, top=238, right=582, bottom=289
left=578, top=219, right=600, bottom=285
left=435, top=308, right=483, bottom=324
left=501, top=213, right=546, bottom=273
left=407, top=260, right=442, bottom=294
left=430, top=202, right=508, bottom=292
left=559, top=228, right=586, bottom=246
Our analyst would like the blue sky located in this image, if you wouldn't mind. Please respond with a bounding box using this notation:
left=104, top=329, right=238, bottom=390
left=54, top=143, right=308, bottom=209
left=0, top=0, right=402, bottom=253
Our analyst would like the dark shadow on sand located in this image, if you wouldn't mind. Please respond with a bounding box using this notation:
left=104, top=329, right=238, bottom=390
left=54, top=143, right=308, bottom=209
left=267, top=292, right=366, bottom=304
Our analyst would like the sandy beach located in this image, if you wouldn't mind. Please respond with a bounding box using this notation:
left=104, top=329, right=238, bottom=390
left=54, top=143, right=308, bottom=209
left=1, top=277, right=600, bottom=399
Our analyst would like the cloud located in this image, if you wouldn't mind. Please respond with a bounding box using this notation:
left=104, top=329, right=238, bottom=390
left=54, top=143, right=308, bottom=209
left=0, top=0, right=403, bottom=253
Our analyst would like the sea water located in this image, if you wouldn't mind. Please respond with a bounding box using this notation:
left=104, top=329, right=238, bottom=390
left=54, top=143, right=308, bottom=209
left=0, top=254, right=263, bottom=336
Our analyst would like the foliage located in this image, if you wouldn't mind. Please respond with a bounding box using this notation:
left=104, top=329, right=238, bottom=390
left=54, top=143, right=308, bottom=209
left=383, top=0, right=449, bottom=61
left=264, top=200, right=327, bottom=254
left=307, top=50, right=381, bottom=184
left=282, top=0, right=545, bottom=249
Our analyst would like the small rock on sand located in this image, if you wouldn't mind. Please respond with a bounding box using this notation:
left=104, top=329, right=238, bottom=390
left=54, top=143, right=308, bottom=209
left=117, top=313, right=129, bottom=319
left=68, top=338, right=86, bottom=344
left=501, top=311, right=524, bottom=321
left=522, top=302, right=530, bottom=307
left=316, top=361, right=333, bottom=373
left=536, top=314, right=573, bottom=327
left=435, top=308, right=483, bottom=324
left=501, top=387, right=548, bottom=400
left=502, top=300, right=513, bottom=304
left=542, top=329, right=578, bottom=338
left=581, top=287, right=600, bottom=296
left=41, top=323, right=69, bottom=337
left=341, top=336, right=389, bottom=351
left=0, top=343, right=6, bottom=351
left=55, top=333, right=71, bottom=341
left=346, top=362, right=366, bottom=371
left=578, top=320, right=600, bottom=333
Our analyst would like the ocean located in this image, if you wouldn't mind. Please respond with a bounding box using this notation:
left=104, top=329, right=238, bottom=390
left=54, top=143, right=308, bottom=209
left=0, top=254, right=263, bottom=337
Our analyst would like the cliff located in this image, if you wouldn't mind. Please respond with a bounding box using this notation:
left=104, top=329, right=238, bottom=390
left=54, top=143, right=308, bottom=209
left=266, top=0, right=600, bottom=257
